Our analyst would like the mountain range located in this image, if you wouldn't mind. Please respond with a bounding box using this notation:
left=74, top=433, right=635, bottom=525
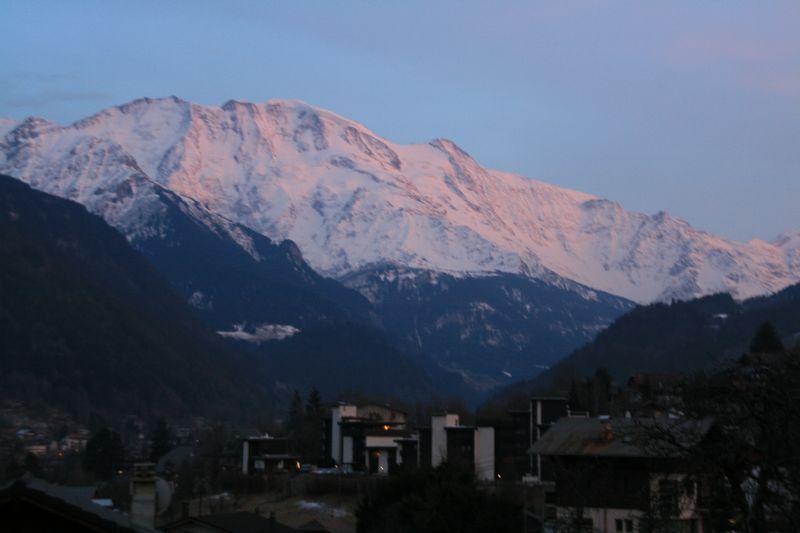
left=2, top=97, right=797, bottom=303
left=1, top=97, right=798, bottom=392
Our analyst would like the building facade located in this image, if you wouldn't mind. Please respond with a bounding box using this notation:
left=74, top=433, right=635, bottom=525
left=530, top=417, right=713, bottom=533
left=328, top=404, right=412, bottom=475
left=241, top=435, right=299, bottom=474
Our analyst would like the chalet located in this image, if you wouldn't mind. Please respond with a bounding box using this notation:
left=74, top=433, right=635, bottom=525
left=530, top=416, right=713, bottom=533
left=241, top=435, right=300, bottom=474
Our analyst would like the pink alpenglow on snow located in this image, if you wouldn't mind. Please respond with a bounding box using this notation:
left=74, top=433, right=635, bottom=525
left=1, top=97, right=798, bottom=303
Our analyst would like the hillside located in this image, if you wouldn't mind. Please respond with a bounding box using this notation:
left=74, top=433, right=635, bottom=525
left=0, top=174, right=459, bottom=416
left=343, top=268, right=632, bottom=388
left=490, top=283, right=800, bottom=402
left=135, top=187, right=373, bottom=332
left=0, top=174, right=278, bottom=421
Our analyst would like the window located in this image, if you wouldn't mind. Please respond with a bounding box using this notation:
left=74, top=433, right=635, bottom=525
left=615, top=519, right=623, bottom=532
left=659, top=479, right=680, bottom=517
left=625, top=518, right=634, bottom=532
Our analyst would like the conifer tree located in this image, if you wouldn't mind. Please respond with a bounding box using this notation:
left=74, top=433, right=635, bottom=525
left=749, top=321, right=784, bottom=354
left=149, top=417, right=172, bottom=462
left=306, top=386, right=324, bottom=419
left=286, top=390, right=305, bottom=436
left=568, top=380, right=582, bottom=412
left=84, top=428, right=124, bottom=481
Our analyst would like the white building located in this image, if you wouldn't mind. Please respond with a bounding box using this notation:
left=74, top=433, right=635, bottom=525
left=328, top=404, right=413, bottom=475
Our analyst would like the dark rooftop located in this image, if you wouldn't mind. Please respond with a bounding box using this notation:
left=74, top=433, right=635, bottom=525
left=164, top=511, right=298, bottom=533
left=0, top=475, right=157, bottom=532
left=156, top=445, right=194, bottom=473
left=298, top=519, right=329, bottom=532
left=529, top=417, right=713, bottom=458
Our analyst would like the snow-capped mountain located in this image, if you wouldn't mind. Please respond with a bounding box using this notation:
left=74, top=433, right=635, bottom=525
left=0, top=112, right=374, bottom=332
left=2, top=96, right=795, bottom=304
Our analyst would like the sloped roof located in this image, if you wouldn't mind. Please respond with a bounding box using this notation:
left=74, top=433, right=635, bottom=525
left=0, top=475, right=157, bottom=532
left=298, top=519, right=330, bottom=532
left=164, top=511, right=298, bottom=533
left=156, top=445, right=194, bottom=473
left=529, top=417, right=714, bottom=458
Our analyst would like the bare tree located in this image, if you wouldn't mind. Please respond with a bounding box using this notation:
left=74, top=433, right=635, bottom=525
left=637, top=346, right=800, bottom=532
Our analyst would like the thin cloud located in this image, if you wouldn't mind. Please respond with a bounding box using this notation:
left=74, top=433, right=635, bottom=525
left=664, top=33, right=794, bottom=66
left=4, top=90, right=110, bottom=108
left=662, top=31, right=800, bottom=96
left=15, top=71, right=81, bottom=83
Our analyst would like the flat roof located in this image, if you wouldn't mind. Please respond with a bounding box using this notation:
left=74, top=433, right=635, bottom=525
left=363, top=429, right=413, bottom=437
left=529, top=397, right=568, bottom=402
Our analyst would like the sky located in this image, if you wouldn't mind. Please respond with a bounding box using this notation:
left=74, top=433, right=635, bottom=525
left=1, top=1, right=798, bottom=242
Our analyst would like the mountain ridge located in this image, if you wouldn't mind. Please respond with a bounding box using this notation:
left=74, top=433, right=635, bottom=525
left=487, top=280, right=800, bottom=408
left=2, top=96, right=796, bottom=303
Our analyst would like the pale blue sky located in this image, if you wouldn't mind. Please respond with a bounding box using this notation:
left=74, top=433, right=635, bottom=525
left=2, top=1, right=798, bottom=241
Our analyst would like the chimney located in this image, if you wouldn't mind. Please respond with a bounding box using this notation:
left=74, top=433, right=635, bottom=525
left=130, top=463, right=157, bottom=528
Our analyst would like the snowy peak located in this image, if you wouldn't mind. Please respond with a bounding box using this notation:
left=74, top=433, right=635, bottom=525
left=0, top=118, right=19, bottom=138
left=1, top=97, right=798, bottom=303
left=774, top=230, right=800, bottom=273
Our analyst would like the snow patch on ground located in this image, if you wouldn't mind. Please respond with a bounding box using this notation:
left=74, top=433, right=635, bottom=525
left=296, top=500, right=349, bottom=518
left=188, top=291, right=212, bottom=310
